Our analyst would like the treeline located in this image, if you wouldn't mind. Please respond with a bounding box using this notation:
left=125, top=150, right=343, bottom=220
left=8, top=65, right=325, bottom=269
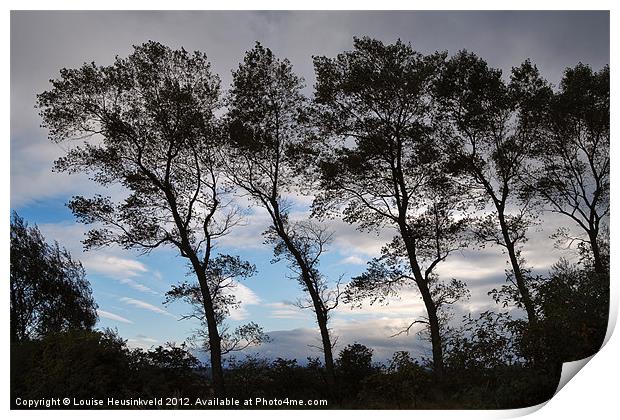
left=9, top=213, right=609, bottom=408
left=11, top=36, right=609, bottom=409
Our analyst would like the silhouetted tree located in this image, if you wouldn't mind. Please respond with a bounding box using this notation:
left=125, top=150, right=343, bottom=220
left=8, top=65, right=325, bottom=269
left=532, top=64, right=609, bottom=274
left=11, top=329, right=130, bottom=402
left=128, top=342, right=208, bottom=400
left=336, top=343, right=377, bottom=398
left=11, top=329, right=211, bottom=405
left=444, top=311, right=519, bottom=372
left=36, top=41, right=251, bottom=396
left=360, top=351, right=432, bottom=408
left=164, top=256, right=269, bottom=356
left=225, top=42, right=340, bottom=392
left=10, top=212, right=97, bottom=342
left=312, top=37, right=468, bottom=376
left=529, top=259, right=608, bottom=363
left=439, top=310, right=559, bottom=409
left=434, top=52, right=552, bottom=327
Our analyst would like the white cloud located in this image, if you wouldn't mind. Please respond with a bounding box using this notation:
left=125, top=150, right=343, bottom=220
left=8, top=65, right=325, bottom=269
left=227, top=283, right=261, bottom=321
left=435, top=249, right=507, bottom=282
left=97, top=309, right=133, bottom=324
left=329, top=219, right=394, bottom=257
left=216, top=209, right=272, bottom=251
left=126, top=334, right=160, bottom=349
left=264, top=302, right=309, bottom=320
left=334, top=288, right=427, bottom=318
left=10, top=131, right=97, bottom=207
left=85, top=255, right=149, bottom=278
left=120, top=297, right=176, bottom=318
left=118, top=278, right=160, bottom=295
left=36, top=221, right=151, bottom=279
left=340, top=255, right=366, bottom=265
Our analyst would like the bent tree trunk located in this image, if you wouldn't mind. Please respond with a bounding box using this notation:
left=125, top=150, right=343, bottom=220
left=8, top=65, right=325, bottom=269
left=417, top=280, right=444, bottom=376
left=171, top=199, right=226, bottom=397
left=284, top=244, right=337, bottom=393
left=505, top=241, right=537, bottom=327
left=309, top=284, right=337, bottom=393
left=192, top=260, right=225, bottom=397
left=497, top=212, right=538, bottom=327
left=400, top=228, right=444, bottom=377
left=270, top=204, right=337, bottom=394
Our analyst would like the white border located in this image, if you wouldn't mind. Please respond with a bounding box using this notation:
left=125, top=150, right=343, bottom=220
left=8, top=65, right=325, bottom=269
left=3, top=2, right=617, bottom=419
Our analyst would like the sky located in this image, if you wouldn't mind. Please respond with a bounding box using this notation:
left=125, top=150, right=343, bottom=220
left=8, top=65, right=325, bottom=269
left=10, top=11, right=609, bottom=363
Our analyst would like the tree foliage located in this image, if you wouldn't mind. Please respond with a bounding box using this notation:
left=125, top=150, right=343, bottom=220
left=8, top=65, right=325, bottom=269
left=434, top=51, right=552, bottom=326
left=11, top=329, right=210, bottom=405
left=531, top=64, right=610, bottom=274
left=10, top=212, right=98, bottom=342
left=226, top=42, right=340, bottom=390
left=36, top=41, right=256, bottom=396
left=312, top=37, right=470, bottom=375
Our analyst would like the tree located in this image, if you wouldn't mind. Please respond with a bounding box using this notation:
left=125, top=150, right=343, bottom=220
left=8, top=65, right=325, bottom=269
left=434, top=52, right=552, bottom=327
left=529, top=259, right=608, bottom=363
left=11, top=329, right=211, bottom=404
left=36, top=41, right=252, bottom=396
left=359, top=351, right=432, bottom=408
left=128, top=342, right=210, bottom=401
left=336, top=343, right=377, bottom=398
left=444, top=311, right=519, bottom=372
left=532, top=64, right=609, bottom=274
left=312, top=37, right=469, bottom=376
left=11, top=329, right=130, bottom=402
left=164, top=255, right=269, bottom=357
left=10, top=212, right=98, bottom=342
left=225, top=42, right=341, bottom=392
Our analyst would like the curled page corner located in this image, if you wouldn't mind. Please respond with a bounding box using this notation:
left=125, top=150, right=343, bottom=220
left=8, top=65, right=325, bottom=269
left=554, top=355, right=595, bottom=396
left=499, top=401, right=548, bottom=418
left=501, top=355, right=597, bottom=418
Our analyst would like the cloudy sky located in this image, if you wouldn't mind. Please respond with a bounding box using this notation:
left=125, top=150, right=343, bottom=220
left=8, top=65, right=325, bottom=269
left=10, top=11, right=609, bottom=362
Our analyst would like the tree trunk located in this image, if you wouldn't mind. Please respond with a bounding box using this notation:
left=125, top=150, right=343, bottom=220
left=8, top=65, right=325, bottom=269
left=315, top=307, right=337, bottom=392
left=400, top=227, right=444, bottom=377
left=207, top=323, right=225, bottom=397
left=505, top=241, right=537, bottom=327
left=270, top=204, right=337, bottom=394
left=193, top=265, right=225, bottom=397
left=497, top=213, right=538, bottom=327
left=417, top=279, right=444, bottom=376
left=588, top=230, right=605, bottom=274
left=288, top=252, right=337, bottom=393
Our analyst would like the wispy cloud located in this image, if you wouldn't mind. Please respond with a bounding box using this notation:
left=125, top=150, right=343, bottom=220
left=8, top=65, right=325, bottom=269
left=36, top=222, right=151, bottom=279
left=97, top=309, right=133, bottom=324
left=265, top=302, right=308, bottom=320
left=118, top=278, right=160, bottom=295
left=86, top=256, right=149, bottom=278
left=120, top=297, right=176, bottom=318
left=333, top=288, right=427, bottom=318
left=126, top=334, right=159, bottom=349
left=340, top=255, right=366, bottom=265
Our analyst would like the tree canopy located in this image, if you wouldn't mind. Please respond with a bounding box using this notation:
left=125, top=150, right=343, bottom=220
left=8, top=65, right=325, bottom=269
left=10, top=212, right=98, bottom=342
left=36, top=41, right=258, bottom=396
